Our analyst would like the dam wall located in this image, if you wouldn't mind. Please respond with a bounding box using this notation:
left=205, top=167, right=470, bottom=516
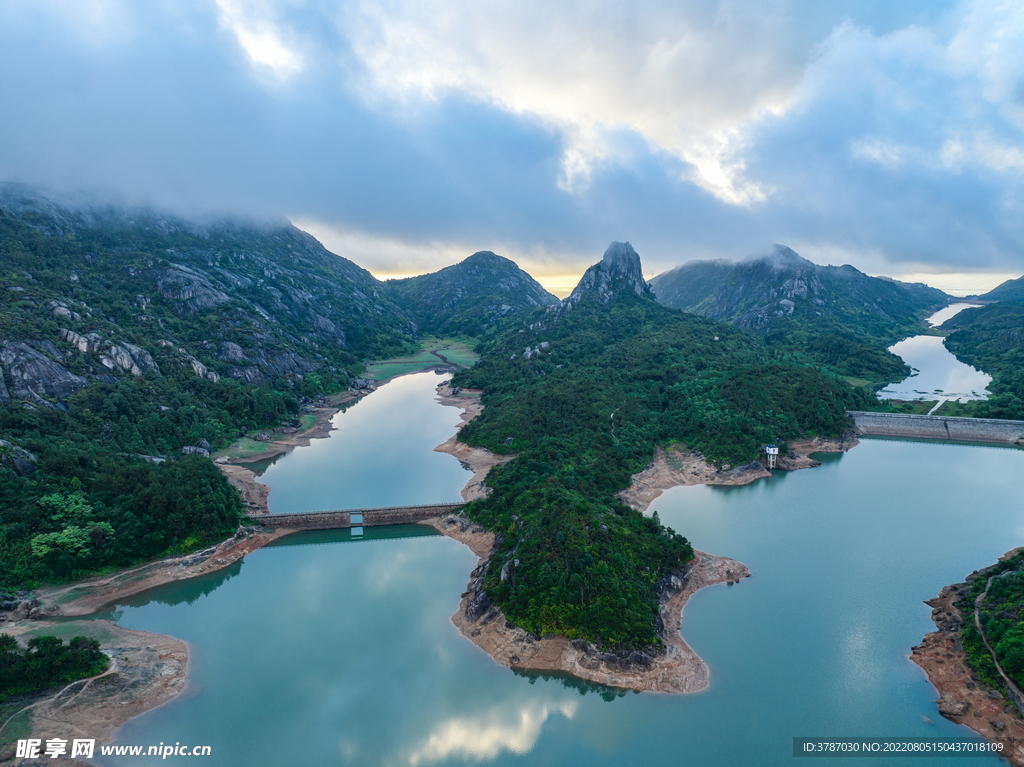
left=848, top=411, right=1024, bottom=445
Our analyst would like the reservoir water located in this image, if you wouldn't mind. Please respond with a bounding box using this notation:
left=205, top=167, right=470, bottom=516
left=877, top=304, right=991, bottom=404
left=96, top=371, right=1023, bottom=766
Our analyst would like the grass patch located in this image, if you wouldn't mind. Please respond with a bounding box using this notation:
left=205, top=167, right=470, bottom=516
left=18, top=621, right=118, bottom=646
left=841, top=376, right=876, bottom=389
left=884, top=400, right=939, bottom=415
left=933, top=400, right=986, bottom=417
left=434, top=339, right=479, bottom=367
left=0, top=706, right=33, bottom=748
left=219, top=437, right=271, bottom=458
left=365, top=337, right=480, bottom=381
left=365, top=360, right=438, bottom=381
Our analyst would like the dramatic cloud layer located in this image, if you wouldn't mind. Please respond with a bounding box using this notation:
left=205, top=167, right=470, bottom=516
left=1, top=0, right=1022, bottom=288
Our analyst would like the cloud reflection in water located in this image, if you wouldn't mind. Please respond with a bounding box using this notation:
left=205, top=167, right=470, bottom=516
left=406, top=700, right=579, bottom=765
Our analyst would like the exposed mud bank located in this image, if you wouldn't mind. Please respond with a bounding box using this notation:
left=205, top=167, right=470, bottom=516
left=425, top=513, right=750, bottom=694
left=912, top=551, right=1024, bottom=766
left=432, top=382, right=513, bottom=502
left=0, top=621, right=187, bottom=760
left=619, top=433, right=859, bottom=512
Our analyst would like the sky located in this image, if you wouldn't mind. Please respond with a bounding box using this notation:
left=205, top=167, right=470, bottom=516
left=2, top=1, right=1024, bottom=295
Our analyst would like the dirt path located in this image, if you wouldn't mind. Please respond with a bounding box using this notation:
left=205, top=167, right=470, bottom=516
left=911, top=559, right=1024, bottom=765
left=33, top=527, right=294, bottom=618
left=0, top=621, right=188, bottom=761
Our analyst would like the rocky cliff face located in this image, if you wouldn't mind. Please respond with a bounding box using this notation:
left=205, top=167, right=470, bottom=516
left=0, top=185, right=422, bottom=403
left=560, top=242, right=651, bottom=312
left=0, top=341, right=89, bottom=408
left=386, top=250, right=557, bottom=336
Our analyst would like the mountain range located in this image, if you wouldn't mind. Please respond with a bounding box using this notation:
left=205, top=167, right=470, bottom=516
left=0, top=186, right=554, bottom=411
left=650, top=245, right=949, bottom=341
left=0, top=187, right=969, bottom=592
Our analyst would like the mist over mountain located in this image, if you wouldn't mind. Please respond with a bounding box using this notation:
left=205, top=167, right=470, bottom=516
left=385, top=250, right=556, bottom=337
left=651, top=245, right=949, bottom=341
left=647, top=259, right=735, bottom=314
left=0, top=186, right=564, bottom=586
left=0, top=185, right=421, bottom=398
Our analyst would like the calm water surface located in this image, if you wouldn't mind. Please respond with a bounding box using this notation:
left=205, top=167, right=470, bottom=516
left=877, top=304, right=991, bottom=403
left=97, top=372, right=1023, bottom=766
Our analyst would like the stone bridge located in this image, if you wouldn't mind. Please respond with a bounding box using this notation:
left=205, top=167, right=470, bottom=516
left=257, top=502, right=464, bottom=530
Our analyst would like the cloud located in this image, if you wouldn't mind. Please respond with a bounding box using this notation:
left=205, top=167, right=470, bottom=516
left=0, top=0, right=1023, bottom=283
left=343, top=0, right=812, bottom=202
left=215, top=0, right=306, bottom=79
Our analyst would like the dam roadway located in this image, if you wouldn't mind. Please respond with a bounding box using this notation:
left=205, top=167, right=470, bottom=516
left=256, top=502, right=465, bottom=530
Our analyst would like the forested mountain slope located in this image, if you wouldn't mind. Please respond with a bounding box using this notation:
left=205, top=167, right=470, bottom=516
left=451, top=242, right=875, bottom=652
left=973, top=274, right=1024, bottom=304
left=0, top=186, right=423, bottom=588
left=941, top=303, right=1024, bottom=419
left=649, top=245, right=950, bottom=382
left=385, top=250, right=557, bottom=337
left=646, top=259, right=734, bottom=314
left=652, top=245, right=947, bottom=339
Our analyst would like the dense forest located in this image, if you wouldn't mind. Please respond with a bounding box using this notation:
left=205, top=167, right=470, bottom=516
left=385, top=250, right=557, bottom=338
left=0, top=634, right=108, bottom=701
left=0, top=190, right=408, bottom=588
left=451, top=250, right=877, bottom=650
left=650, top=246, right=949, bottom=387
left=941, top=303, right=1024, bottom=420
left=957, top=550, right=1024, bottom=697
left=0, top=190, right=571, bottom=590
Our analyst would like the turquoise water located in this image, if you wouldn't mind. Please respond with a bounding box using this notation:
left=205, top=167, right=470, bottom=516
left=96, top=372, right=1023, bottom=766
left=257, top=372, right=471, bottom=512
left=878, top=304, right=991, bottom=403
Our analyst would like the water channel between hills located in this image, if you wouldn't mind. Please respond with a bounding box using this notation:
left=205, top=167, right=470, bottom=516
left=876, top=303, right=991, bottom=404
left=93, top=369, right=1023, bottom=765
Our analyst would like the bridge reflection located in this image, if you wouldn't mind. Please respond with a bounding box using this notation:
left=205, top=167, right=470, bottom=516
left=264, top=524, right=443, bottom=549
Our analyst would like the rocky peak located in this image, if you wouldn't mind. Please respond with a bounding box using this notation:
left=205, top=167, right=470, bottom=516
left=747, top=244, right=810, bottom=271
left=563, top=242, right=649, bottom=307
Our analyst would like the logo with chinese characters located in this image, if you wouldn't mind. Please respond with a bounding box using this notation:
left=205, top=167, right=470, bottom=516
left=16, top=738, right=95, bottom=759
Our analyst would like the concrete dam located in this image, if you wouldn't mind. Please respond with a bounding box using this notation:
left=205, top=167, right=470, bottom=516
left=848, top=411, right=1024, bottom=446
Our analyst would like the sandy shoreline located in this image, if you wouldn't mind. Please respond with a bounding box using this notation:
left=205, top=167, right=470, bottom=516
left=428, top=506, right=751, bottom=695
left=911, top=553, right=1024, bottom=765
left=33, top=527, right=295, bottom=618
left=433, top=382, right=513, bottom=501
left=0, top=620, right=188, bottom=761
left=0, top=374, right=422, bottom=751
left=619, top=432, right=859, bottom=512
